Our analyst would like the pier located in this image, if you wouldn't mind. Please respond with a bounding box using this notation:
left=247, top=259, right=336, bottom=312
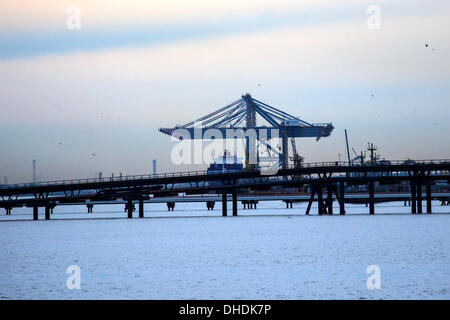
left=1, top=160, right=449, bottom=220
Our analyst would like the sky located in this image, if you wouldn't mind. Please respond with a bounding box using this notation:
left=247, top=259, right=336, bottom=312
left=0, top=0, right=449, bottom=183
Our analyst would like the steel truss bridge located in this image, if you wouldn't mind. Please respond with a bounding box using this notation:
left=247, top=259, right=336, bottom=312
left=1, top=160, right=449, bottom=220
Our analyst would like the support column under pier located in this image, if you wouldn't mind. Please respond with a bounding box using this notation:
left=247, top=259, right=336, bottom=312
left=139, top=199, right=144, bottom=218
left=327, top=187, right=333, bottom=215
left=33, top=206, right=38, bottom=221
left=45, top=205, right=51, bottom=220
left=417, top=183, right=423, bottom=214
left=339, top=182, right=345, bottom=215
left=411, top=182, right=417, bottom=214
left=305, top=186, right=315, bottom=215
left=127, top=199, right=133, bottom=219
left=368, top=182, right=375, bottom=215
left=232, top=192, right=237, bottom=217
left=318, top=187, right=324, bottom=215
left=426, top=183, right=432, bottom=214
left=283, top=200, right=293, bottom=209
left=222, top=193, right=227, bottom=217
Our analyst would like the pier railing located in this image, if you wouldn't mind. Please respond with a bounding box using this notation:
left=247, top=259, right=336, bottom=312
left=2, top=159, right=449, bottom=189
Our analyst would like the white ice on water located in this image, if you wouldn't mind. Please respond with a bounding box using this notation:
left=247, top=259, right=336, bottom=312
left=0, top=201, right=449, bottom=299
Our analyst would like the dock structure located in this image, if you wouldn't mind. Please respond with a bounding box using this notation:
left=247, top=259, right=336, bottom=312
left=0, top=160, right=449, bottom=220
left=159, top=94, right=333, bottom=169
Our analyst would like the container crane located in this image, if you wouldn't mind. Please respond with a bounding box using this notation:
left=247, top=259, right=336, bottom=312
left=159, top=94, right=334, bottom=169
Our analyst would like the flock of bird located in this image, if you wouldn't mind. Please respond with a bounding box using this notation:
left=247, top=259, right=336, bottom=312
left=57, top=142, right=96, bottom=157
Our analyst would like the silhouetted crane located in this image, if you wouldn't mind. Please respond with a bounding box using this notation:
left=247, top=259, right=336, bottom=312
left=159, top=94, right=333, bottom=169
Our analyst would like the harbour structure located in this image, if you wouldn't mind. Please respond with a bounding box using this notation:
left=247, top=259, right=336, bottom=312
left=159, top=94, right=334, bottom=169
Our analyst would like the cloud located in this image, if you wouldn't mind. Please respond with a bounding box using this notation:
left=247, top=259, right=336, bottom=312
left=0, top=0, right=362, bottom=31
left=1, top=0, right=448, bottom=58
left=1, top=9, right=448, bottom=127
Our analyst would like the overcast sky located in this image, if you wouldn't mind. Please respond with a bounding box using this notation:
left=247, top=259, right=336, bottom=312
left=1, top=0, right=449, bottom=183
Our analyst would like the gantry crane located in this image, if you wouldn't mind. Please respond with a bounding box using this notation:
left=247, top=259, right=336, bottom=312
left=159, top=93, right=334, bottom=169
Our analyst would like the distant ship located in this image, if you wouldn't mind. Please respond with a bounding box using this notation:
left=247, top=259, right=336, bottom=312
left=207, top=150, right=244, bottom=174
left=206, top=151, right=245, bottom=189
